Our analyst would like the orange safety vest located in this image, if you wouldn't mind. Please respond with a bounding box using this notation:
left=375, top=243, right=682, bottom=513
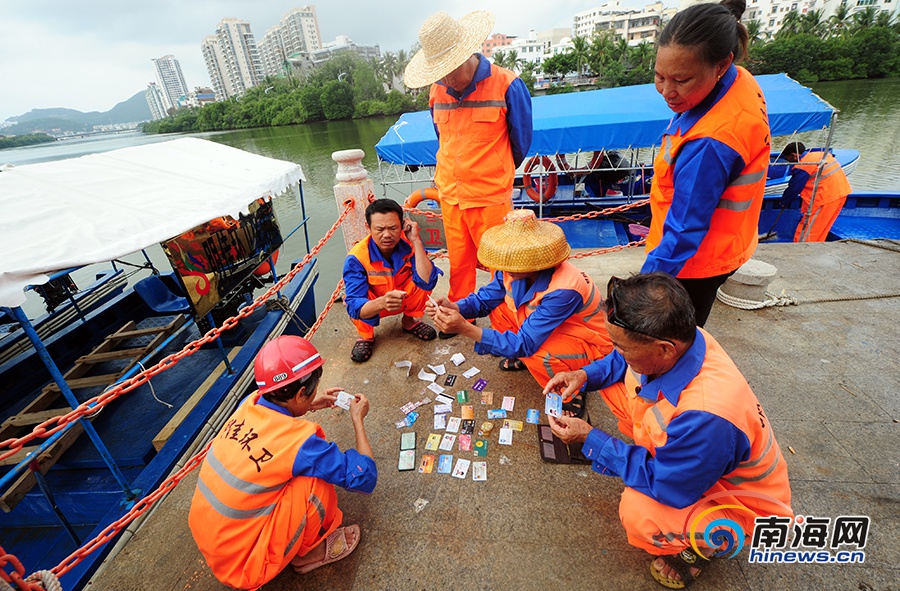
left=625, top=329, right=792, bottom=528
left=431, top=63, right=518, bottom=209
left=793, top=152, right=852, bottom=207
left=647, top=66, right=770, bottom=278
left=502, top=261, right=613, bottom=354
left=189, top=392, right=336, bottom=589
left=348, top=234, right=414, bottom=297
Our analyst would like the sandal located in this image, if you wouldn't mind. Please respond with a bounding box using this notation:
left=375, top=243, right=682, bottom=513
left=499, top=358, right=526, bottom=371
left=402, top=321, right=437, bottom=341
left=649, top=548, right=709, bottom=589
left=351, top=339, right=374, bottom=362
left=561, top=391, right=586, bottom=419
left=292, top=524, right=361, bottom=575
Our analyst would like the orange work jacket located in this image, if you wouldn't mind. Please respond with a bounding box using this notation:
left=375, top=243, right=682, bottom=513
left=189, top=392, right=336, bottom=589
left=647, top=66, right=770, bottom=278
left=625, top=328, right=792, bottom=530
left=348, top=234, right=414, bottom=297
left=431, top=63, right=518, bottom=209
left=502, top=261, right=613, bottom=355
left=794, top=152, right=852, bottom=207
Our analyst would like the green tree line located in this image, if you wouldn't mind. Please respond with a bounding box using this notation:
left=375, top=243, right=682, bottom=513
left=0, top=133, right=55, bottom=149
left=146, top=7, right=898, bottom=135
left=143, top=51, right=429, bottom=134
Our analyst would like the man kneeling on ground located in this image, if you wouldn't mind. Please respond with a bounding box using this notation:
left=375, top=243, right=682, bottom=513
left=544, top=272, right=792, bottom=589
left=343, top=198, right=441, bottom=362
left=428, top=209, right=613, bottom=417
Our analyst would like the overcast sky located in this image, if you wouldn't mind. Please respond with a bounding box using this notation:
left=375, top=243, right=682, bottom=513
left=0, top=0, right=672, bottom=121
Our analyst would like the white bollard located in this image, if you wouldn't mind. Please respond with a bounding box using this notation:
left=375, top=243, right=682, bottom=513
left=720, top=259, right=777, bottom=303
left=332, top=149, right=374, bottom=253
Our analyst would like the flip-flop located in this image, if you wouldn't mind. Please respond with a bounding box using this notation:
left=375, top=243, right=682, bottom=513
left=561, top=391, right=586, bottom=419
left=499, top=357, right=526, bottom=371
left=351, top=339, right=374, bottom=362
left=402, top=321, right=437, bottom=341
left=292, top=524, right=361, bottom=575
left=649, top=548, right=709, bottom=589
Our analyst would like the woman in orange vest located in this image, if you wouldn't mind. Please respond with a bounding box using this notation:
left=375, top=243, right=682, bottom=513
left=188, top=336, right=377, bottom=590
left=642, top=0, right=770, bottom=326
left=428, top=210, right=613, bottom=417
left=544, top=273, right=792, bottom=589
left=777, top=142, right=853, bottom=242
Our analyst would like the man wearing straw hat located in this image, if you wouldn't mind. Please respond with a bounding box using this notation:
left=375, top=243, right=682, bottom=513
left=427, top=210, right=612, bottom=417
left=404, top=11, right=533, bottom=334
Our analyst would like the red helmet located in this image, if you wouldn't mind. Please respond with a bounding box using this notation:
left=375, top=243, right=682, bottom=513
left=254, top=336, right=324, bottom=395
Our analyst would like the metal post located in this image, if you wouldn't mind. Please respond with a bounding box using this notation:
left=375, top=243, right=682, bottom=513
left=3, top=306, right=136, bottom=501
left=298, top=181, right=311, bottom=255
left=206, top=313, right=235, bottom=375
left=800, top=113, right=838, bottom=241
left=30, top=460, right=81, bottom=546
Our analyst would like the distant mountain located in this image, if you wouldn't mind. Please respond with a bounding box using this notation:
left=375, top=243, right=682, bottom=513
left=4, top=92, right=152, bottom=136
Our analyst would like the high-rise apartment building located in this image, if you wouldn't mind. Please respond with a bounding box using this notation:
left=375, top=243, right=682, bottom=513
left=145, top=82, right=167, bottom=120
left=258, top=6, right=323, bottom=78
left=574, top=1, right=675, bottom=44
left=201, top=18, right=264, bottom=100
left=151, top=55, right=189, bottom=111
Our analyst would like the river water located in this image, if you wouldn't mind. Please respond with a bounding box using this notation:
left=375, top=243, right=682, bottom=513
left=4, top=77, right=899, bottom=312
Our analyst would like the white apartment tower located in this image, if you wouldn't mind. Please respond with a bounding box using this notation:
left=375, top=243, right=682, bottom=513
left=258, top=6, right=323, bottom=78
left=145, top=82, right=167, bottom=120
left=574, top=1, right=675, bottom=44
left=202, top=18, right=264, bottom=100
left=151, top=55, right=189, bottom=111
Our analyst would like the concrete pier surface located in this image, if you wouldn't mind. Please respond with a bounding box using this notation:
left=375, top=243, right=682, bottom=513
left=89, top=240, right=899, bottom=591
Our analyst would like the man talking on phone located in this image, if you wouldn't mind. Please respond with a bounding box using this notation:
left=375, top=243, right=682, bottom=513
left=342, top=199, right=442, bottom=362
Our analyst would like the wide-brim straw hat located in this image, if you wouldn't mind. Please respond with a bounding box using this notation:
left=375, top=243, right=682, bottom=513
left=403, top=11, right=495, bottom=89
left=477, top=210, right=571, bottom=273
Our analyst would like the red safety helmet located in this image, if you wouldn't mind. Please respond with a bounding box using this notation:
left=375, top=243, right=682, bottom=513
left=254, top=336, right=324, bottom=395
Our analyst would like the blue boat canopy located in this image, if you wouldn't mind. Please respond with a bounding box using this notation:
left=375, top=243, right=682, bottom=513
left=375, top=73, right=836, bottom=166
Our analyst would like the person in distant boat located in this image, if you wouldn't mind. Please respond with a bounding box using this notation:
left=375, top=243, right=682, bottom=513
left=777, top=141, right=852, bottom=242
left=427, top=210, right=613, bottom=417
left=543, top=273, right=793, bottom=590
left=403, top=10, right=533, bottom=337
left=189, top=336, right=377, bottom=590
left=642, top=0, right=770, bottom=327
left=342, top=198, right=441, bottom=362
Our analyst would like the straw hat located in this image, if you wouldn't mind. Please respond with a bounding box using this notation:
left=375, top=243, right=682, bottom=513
left=403, top=11, right=495, bottom=89
left=477, top=210, right=571, bottom=273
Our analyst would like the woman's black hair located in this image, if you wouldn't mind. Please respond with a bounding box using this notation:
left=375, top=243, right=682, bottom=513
left=659, top=0, right=749, bottom=64
left=262, top=366, right=323, bottom=404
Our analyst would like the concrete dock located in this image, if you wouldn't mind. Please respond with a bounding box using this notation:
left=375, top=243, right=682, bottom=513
left=90, top=240, right=899, bottom=591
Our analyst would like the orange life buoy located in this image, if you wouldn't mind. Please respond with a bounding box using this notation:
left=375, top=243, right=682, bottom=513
left=522, top=156, right=558, bottom=203
left=253, top=250, right=279, bottom=276
left=404, top=187, right=440, bottom=209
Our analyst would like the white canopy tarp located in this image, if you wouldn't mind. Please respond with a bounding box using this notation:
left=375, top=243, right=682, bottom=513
left=0, top=137, right=305, bottom=308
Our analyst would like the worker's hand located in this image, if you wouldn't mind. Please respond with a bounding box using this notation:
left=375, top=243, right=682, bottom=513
left=433, top=306, right=469, bottom=335
left=381, top=290, right=407, bottom=312
left=549, top=415, right=593, bottom=445
left=425, top=296, right=457, bottom=319
left=349, top=393, right=369, bottom=423
left=543, top=369, right=588, bottom=400
left=310, top=386, right=340, bottom=411
left=403, top=219, right=421, bottom=245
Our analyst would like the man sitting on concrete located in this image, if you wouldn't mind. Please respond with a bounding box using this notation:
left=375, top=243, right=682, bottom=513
left=343, top=198, right=440, bottom=362
left=429, top=210, right=612, bottom=416
left=544, top=272, right=793, bottom=589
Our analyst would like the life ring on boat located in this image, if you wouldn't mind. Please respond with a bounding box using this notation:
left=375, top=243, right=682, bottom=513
left=253, top=250, right=279, bottom=276
left=404, top=187, right=440, bottom=209
left=523, top=156, right=558, bottom=203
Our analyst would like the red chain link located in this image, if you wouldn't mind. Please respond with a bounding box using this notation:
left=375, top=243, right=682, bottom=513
left=568, top=239, right=647, bottom=259
left=404, top=197, right=650, bottom=223
left=0, top=201, right=355, bottom=464
left=305, top=279, right=344, bottom=339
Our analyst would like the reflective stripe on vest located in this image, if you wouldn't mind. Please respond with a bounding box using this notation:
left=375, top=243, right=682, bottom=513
left=196, top=476, right=277, bottom=520
left=433, top=99, right=508, bottom=110
left=646, top=66, right=770, bottom=279
left=794, top=152, right=852, bottom=207
left=283, top=492, right=327, bottom=557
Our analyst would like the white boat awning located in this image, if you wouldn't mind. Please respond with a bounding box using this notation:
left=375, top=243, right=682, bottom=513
left=0, top=137, right=305, bottom=308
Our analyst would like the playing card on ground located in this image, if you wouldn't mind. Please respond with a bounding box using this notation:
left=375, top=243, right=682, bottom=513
left=458, top=434, right=472, bottom=451
left=452, top=458, right=471, bottom=478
